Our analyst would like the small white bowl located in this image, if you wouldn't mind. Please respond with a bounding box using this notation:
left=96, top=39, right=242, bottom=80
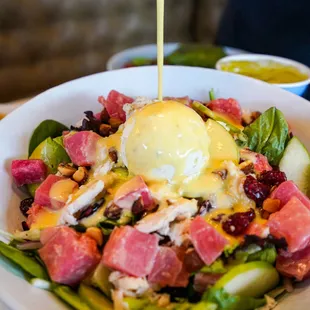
left=216, top=54, right=310, bottom=96
left=106, top=42, right=248, bottom=71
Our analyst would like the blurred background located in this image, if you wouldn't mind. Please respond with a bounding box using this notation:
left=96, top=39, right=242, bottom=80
left=0, top=0, right=227, bottom=102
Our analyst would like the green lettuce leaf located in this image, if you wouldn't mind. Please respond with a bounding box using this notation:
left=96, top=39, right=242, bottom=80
left=247, top=246, right=277, bottom=265
left=202, top=287, right=265, bottom=310
left=200, top=259, right=227, bottom=274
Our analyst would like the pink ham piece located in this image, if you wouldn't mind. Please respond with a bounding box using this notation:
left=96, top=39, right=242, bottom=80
left=190, top=216, right=228, bottom=265
left=171, top=246, right=190, bottom=287
left=11, top=159, right=47, bottom=187
left=102, top=226, right=158, bottom=277
left=98, top=90, right=134, bottom=122
left=245, top=221, right=269, bottom=238
left=114, top=175, right=154, bottom=210
left=276, top=247, right=310, bottom=281
left=38, top=226, right=101, bottom=285
left=63, top=131, right=101, bottom=166
left=268, top=196, right=310, bottom=253
left=240, top=149, right=272, bottom=174
left=208, top=98, right=242, bottom=125
left=34, top=175, right=64, bottom=209
left=148, top=246, right=183, bottom=287
left=270, top=180, right=310, bottom=210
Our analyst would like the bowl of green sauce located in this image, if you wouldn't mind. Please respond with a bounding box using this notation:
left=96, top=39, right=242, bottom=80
left=216, top=54, right=310, bottom=96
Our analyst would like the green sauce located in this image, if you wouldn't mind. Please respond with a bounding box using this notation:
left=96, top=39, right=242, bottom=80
left=220, top=60, right=308, bottom=84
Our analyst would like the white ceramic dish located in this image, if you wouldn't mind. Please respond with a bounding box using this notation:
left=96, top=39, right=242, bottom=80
left=106, top=42, right=247, bottom=71
left=216, top=54, right=310, bottom=96
left=0, top=66, right=310, bottom=309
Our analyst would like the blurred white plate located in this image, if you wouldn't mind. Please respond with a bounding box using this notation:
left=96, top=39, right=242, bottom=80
left=0, top=66, right=310, bottom=309
left=106, top=42, right=248, bottom=70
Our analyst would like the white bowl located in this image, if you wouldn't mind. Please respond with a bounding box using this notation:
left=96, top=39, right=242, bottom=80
left=1, top=66, right=310, bottom=309
left=216, top=54, right=310, bottom=96
left=106, top=42, right=248, bottom=71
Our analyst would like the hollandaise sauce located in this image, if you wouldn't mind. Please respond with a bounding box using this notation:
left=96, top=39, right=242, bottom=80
left=220, top=60, right=308, bottom=84
left=157, top=0, right=164, bottom=100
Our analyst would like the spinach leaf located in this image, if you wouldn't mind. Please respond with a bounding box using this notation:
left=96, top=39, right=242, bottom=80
left=243, top=107, right=289, bottom=165
left=243, top=107, right=275, bottom=152
left=28, top=120, right=68, bottom=156
left=0, top=241, right=48, bottom=279
left=41, top=137, right=70, bottom=174
left=202, top=287, right=265, bottom=310
left=262, top=109, right=289, bottom=165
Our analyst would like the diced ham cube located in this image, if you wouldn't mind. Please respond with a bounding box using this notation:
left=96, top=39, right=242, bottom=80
left=268, top=196, right=310, bottom=253
left=49, top=179, right=78, bottom=210
left=190, top=216, right=228, bottom=265
left=245, top=221, right=269, bottom=238
left=270, top=180, right=310, bottom=210
left=208, top=98, right=242, bottom=125
left=64, top=131, right=101, bottom=166
left=148, top=246, right=182, bottom=287
left=171, top=246, right=190, bottom=287
left=34, top=175, right=64, bottom=209
left=38, top=226, right=101, bottom=285
left=11, top=159, right=47, bottom=187
left=240, top=149, right=272, bottom=174
left=114, top=175, right=154, bottom=210
left=98, top=90, right=134, bottom=122
left=102, top=226, right=158, bottom=277
left=276, top=246, right=310, bottom=281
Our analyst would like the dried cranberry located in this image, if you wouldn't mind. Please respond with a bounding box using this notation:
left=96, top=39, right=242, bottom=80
left=222, top=208, right=255, bottom=236
left=75, top=198, right=104, bottom=220
left=22, top=221, right=29, bottom=231
left=132, top=198, right=145, bottom=216
left=104, top=203, right=122, bottom=220
left=20, top=198, right=34, bottom=217
left=258, top=170, right=287, bottom=186
left=244, top=175, right=270, bottom=206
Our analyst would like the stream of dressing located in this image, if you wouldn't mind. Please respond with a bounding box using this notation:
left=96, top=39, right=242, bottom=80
left=157, top=0, right=164, bottom=101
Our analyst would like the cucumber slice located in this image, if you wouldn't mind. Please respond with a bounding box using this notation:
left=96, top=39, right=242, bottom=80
left=214, top=261, right=279, bottom=298
left=279, top=136, right=310, bottom=195
left=78, top=284, right=113, bottom=310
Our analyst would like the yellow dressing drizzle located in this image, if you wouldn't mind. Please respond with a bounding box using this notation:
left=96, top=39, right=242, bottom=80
left=31, top=208, right=62, bottom=229
left=157, top=0, right=164, bottom=101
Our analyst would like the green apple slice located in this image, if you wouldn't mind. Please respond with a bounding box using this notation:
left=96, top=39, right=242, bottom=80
left=206, top=118, right=239, bottom=165
left=214, top=261, right=279, bottom=298
left=279, top=136, right=310, bottom=195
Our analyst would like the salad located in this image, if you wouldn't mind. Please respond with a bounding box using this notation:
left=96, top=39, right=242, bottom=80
left=124, top=44, right=226, bottom=69
left=2, top=89, right=310, bottom=310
